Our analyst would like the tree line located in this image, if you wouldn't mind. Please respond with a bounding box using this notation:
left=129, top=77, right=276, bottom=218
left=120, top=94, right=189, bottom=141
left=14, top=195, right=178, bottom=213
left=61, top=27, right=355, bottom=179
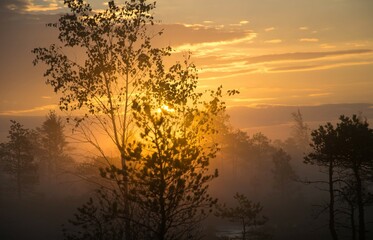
left=0, top=111, right=72, bottom=199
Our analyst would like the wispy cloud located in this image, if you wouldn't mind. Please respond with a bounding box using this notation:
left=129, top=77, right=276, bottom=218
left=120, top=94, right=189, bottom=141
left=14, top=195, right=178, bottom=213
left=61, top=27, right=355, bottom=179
left=230, top=97, right=276, bottom=103
left=300, top=38, right=319, bottom=42
left=265, top=27, right=275, bottom=32
left=299, top=26, right=309, bottom=31
left=174, top=32, right=257, bottom=55
left=0, top=0, right=28, bottom=12
left=320, top=43, right=336, bottom=49
left=265, top=39, right=282, bottom=44
left=183, top=23, right=208, bottom=30
left=198, top=49, right=373, bottom=78
left=308, top=92, right=332, bottom=97
left=268, top=61, right=373, bottom=73
left=25, top=0, right=62, bottom=12
left=244, top=49, right=372, bottom=64
left=0, top=104, right=57, bottom=116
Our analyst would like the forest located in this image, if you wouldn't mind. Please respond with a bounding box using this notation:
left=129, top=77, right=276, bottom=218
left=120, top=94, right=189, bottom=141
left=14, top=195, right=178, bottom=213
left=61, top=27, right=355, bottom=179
left=0, top=1, right=373, bottom=240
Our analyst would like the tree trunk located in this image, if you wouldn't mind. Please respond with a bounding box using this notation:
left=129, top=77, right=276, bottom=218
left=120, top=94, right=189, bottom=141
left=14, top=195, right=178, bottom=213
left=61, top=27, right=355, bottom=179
left=159, top=164, right=166, bottom=240
left=328, top=160, right=338, bottom=240
left=350, top=205, right=356, bottom=240
left=354, top=170, right=365, bottom=240
left=17, top=168, right=21, bottom=199
left=121, top=153, right=132, bottom=240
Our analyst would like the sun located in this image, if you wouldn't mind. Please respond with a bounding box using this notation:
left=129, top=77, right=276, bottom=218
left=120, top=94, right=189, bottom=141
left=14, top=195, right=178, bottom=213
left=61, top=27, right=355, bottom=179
left=156, top=105, right=175, bottom=113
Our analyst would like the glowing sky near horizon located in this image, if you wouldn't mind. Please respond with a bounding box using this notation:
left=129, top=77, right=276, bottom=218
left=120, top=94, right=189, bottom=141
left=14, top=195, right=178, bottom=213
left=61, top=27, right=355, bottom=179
left=0, top=0, right=372, bottom=116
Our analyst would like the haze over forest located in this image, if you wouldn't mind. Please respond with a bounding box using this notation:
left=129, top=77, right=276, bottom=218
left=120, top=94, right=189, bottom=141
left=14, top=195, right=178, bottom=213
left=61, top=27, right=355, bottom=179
left=0, top=1, right=373, bottom=240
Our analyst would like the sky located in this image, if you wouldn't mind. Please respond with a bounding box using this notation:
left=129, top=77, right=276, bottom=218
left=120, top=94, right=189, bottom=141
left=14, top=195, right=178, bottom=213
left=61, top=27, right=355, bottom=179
left=0, top=0, right=372, bottom=137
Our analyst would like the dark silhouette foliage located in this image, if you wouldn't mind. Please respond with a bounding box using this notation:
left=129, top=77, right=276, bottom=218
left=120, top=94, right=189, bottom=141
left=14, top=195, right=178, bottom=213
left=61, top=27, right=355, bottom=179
left=305, top=115, right=373, bottom=240
left=216, top=193, right=270, bottom=240
left=0, top=121, right=38, bottom=198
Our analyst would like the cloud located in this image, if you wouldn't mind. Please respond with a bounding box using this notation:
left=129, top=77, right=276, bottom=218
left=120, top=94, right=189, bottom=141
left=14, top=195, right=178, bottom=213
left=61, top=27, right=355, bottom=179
left=300, top=38, right=319, bottom=42
left=320, top=43, right=336, bottom=49
left=265, top=27, right=275, bottom=32
left=0, top=104, right=57, bottom=116
left=183, top=23, right=208, bottom=30
left=230, top=97, right=276, bottom=103
left=308, top=93, right=332, bottom=97
left=268, top=61, right=373, bottom=73
left=156, top=23, right=250, bottom=47
left=0, top=0, right=62, bottom=13
left=299, top=26, right=308, bottom=31
left=0, top=0, right=28, bottom=13
left=265, top=39, right=282, bottom=44
left=173, top=32, right=257, bottom=55
left=244, top=49, right=372, bottom=64
left=25, top=0, right=62, bottom=12
left=198, top=49, right=373, bottom=77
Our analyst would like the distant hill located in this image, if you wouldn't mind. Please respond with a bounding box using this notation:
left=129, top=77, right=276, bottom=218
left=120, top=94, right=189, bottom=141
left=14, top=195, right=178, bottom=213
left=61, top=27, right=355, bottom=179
left=227, top=103, right=373, bottom=140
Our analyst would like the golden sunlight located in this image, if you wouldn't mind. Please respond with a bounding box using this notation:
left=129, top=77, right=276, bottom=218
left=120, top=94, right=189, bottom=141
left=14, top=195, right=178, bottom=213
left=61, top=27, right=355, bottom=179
left=156, top=105, right=175, bottom=113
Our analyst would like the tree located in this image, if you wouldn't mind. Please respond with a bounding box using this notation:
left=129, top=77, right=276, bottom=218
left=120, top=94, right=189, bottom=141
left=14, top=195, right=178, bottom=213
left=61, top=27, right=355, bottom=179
left=122, top=61, right=222, bottom=240
left=0, top=121, right=38, bottom=198
left=33, top=1, right=233, bottom=239
left=62, top=188, right=127, bottom=240
left=305, top=115, right=373, bottom=240
left=33, top=0, right=170, bottom=238
left=271, top=149, right=297, bottom=195
left=64, top=59, right=229, bottom=240
left=216, top=193, right=269, bottom=240
left=37, top=111, right=69, bottom=181
left=291, top=109, right=310, bottom=153
left=335, top=115, right=373, bottom=240
left=305, top=122, right=339, bottom=240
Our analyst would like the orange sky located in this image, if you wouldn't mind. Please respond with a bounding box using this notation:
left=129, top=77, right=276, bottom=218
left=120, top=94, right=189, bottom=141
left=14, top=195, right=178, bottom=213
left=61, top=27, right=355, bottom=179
left=0, top=0, right=372, bottom=117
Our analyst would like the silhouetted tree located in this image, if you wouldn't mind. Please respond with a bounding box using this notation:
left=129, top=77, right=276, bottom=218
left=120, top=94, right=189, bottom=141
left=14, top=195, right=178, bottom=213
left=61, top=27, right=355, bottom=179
left=305, top=115, right=373, bottom=240
left=62, top=188, right=127, bottom=240
left=66, top=61, right=230, bottom=240
left=37, top=111, right=70, bottom=181
left=122, top=65, right=223, bottom=239
left=335, top=115, right=373, bottom=240
left=271, top=149, right=297, bottom=195
left=291, top=109, right=310, bottom=153
left=216, top=193, right=269, bottom=240
left=0, top=121, right=38, bottom=198
left=33, top=0, right=172, bottom=238
left=305, top=122, right=339, bottom=240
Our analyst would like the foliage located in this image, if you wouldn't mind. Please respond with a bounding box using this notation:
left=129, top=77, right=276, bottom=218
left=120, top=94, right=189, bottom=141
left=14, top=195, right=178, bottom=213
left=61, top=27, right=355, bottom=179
left=305, top=115, right=373, bottom=240
left=216, top=193, right=269, bottom=240
left=62, top=188, right=127, bottom=240
left=0, top=120, right=38, bottom=198
left=32, top=1, right=173, bottom=238
left=37, top=1, right=235, bottom=239
left=37, top=111, right=71, bottom=179
left=291, top=109, right=310, bottom=152
left=32, top=0, right=168, bottom=167
left=271, top=149, right=297, bottom=193
left=123, top=58, right=222, bottom=240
